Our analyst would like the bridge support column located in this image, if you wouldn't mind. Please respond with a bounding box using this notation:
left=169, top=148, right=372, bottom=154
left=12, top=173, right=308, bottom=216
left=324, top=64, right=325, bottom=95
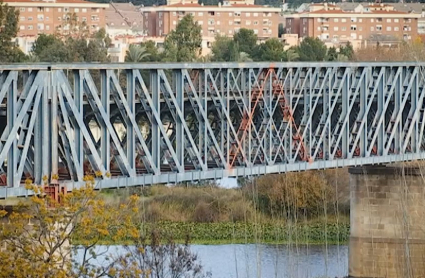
left=349, top=166, right=425, bottom=278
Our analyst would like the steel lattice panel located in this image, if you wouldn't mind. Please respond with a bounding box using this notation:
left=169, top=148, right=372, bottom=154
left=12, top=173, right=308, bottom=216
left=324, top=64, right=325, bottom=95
left=0, top=62, right=425, bottom=197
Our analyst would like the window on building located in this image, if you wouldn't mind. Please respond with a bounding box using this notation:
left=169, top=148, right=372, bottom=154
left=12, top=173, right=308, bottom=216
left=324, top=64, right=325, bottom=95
left=341, top=18, right=346, bottom=22
left=20, top=16, right=25, bottom=21
left=74, top=8, right=79, bottom=12
left=28, top=17, right=33, bottom=21
left=46, top=25, right=50, bottom=30
left=376, top=25, right=382, bottom=31
left=28, top=25, right=33, bottom=30
left=28, top=8, right=32, bottom=12
left=228, top=30, right=233, bottom=34
left=37, top=15, right=44, bottom=21
left=229, top=12, right=232, bottom=16
left=394, top=18, right=399, bottom=23
left=404, top=18, right=411, bottom=23
left=359, top=27, right=362, bottom=31
left=351, top=17, right=357, bottom=22
left=216, top=20, right=220, bottom=25
left=376, top=18, right=382, bottom=22
left=19, top=8, right=25, bottom=12
left=198, top=12, right=203, bottom=16
left=91, top=8, right=99, bottom=13
left=334, top=18, right=339, bottom=22
left=235, top=12, right=241, bottom=16
left=254, top=29, right=258, bottom=34
left=246, top=13, right=251, bottom=17
left=254, top=20, right=258, bottom=25
left=253, top=13, right=258, bottom=17
left=208, top=19, right=214, bottom=25
left=173, top=20, right=176, bottom=25
left=394, top=26, right=399, bottom=31
left=37, top=7, right=44, bottom=12
left=91, top=16, right=99, bottom=21
left=386, top=26, right=391, bottom=31
left=58, top=8, right=62, bottom=12
left=341, top=27, right=346, bottom=31
left=208, top=11, right=215, bottom=16
left=371, top=26, right=374, bottom=31
left=371, top=18, right=374, bottom=22
left=173, top=12, right=176, bottom=16
left=37, top=23, right=44, bottom=30
left=359, top=18, right=362, bottom=22
left=64, top=7, right=69, bottom=12
left=246, top=20, right=251, bottom=25
left=387, top=19, right=391, bottom=23
left=263, top=12, right=271, bottom=17
left=333, top=26, right=338, bottom=31
left=20, top=25, right=25, bottom=30
left=229, top=21, right=233, bottom=25
left=82, top=8, right=87, bottom=12
left=58, top=17, right=61, bottom=21
left=351, top=25, right=357, bottom=30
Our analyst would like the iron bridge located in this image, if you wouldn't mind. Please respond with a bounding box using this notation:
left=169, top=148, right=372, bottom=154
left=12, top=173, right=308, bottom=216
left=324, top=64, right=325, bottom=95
left=1, top=62, right=425, bottom=197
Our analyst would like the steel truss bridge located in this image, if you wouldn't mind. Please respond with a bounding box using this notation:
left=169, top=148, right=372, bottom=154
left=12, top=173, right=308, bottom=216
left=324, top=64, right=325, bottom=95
left=1, top=62, right=425, bottom=198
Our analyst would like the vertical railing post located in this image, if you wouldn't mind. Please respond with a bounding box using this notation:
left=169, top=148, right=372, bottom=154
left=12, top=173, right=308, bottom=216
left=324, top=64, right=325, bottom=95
left=51, top=69, right=59, bottom=183
left=7, top=71, right=17, bottom=188
left=174, top=69, right=184, bottom=168
left=74, top=70, right=84, bottom=180
left=150, top=70, right=160, bottom=170
left=126, top=69, right=136, bottom=175
left=100, top=69, right=110, bottom=174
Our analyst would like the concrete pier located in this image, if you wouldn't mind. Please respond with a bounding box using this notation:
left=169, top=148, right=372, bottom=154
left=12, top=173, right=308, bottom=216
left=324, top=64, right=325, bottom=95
left=349, top=166, right=425, bottom=278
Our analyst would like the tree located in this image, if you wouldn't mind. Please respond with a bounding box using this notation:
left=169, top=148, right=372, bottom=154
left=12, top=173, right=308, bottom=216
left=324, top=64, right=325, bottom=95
left=285, top=48, right=299, bottom=62
left=0, top=0, right=25, bottom=63
left=112, top=229, right=211, bottom=278
left=163, top=14, right=202, bottom=62
left=32, top=34, right=71, bottom=62
left=0, top=177, right=140, bottom=277
left=233, top=28, right=257, bottom=56
left=125, top=44, right=150, bottom=62
left=326, top=46, right=338, bottom=61
left=252, top=38, right=286, bottom=61
left=339, top=42, right=354, bottom=60
left=296, top=37, right=327, bottom=62
left=210, top=35, right=239, bottom=62
left=139, top=40, right=161, bottom=62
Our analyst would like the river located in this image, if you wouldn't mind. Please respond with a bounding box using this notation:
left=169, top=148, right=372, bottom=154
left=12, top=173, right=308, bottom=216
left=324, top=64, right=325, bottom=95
left=76, top=244, right=348, bottom=278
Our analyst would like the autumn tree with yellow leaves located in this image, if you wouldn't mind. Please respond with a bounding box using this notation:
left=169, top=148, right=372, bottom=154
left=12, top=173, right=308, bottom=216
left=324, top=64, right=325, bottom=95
left=0, top=176, right=140, bottom=278
left=0, top=176, right=211, bottom=278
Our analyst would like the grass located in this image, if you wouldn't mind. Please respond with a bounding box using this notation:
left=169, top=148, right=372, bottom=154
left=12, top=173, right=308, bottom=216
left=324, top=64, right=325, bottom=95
left=93, top=169, right=351, bottom=245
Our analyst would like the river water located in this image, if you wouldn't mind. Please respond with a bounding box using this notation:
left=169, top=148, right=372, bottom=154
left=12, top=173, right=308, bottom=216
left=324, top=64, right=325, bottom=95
left=76, top=244, right=348, bottom=278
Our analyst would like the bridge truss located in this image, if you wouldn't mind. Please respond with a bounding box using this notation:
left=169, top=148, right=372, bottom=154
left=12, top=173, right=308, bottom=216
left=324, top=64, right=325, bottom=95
left=1, top=62, right=425, bottom=197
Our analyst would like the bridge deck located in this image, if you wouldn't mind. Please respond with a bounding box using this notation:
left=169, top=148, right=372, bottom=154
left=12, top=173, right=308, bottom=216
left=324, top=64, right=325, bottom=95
left=1, top=62, right=425, bottom=197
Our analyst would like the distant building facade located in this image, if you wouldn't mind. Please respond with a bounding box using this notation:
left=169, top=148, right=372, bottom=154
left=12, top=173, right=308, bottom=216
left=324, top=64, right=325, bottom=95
left=141, top=0, right=282, bottom=40
left=285, top=3, right=421, bottom=48
left=4, top=0, right=109, bottom=37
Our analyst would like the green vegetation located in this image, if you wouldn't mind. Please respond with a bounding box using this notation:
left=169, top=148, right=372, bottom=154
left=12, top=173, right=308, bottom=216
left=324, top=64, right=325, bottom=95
left=101, top=168, right=351, bottom=245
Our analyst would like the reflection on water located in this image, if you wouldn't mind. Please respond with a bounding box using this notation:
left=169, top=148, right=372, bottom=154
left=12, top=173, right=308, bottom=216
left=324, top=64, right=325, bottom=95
left=191, top=244, right=348, bottom=278
left=75, top=244, right=348, bottom=278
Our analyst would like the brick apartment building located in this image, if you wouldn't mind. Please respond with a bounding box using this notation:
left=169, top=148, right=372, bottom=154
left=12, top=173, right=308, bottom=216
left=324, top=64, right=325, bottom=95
left=285, top=3, right=421, bottom=47
left=4, top=0, right=109, bottom=37
left=141, top=0, right=282, bottom=40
